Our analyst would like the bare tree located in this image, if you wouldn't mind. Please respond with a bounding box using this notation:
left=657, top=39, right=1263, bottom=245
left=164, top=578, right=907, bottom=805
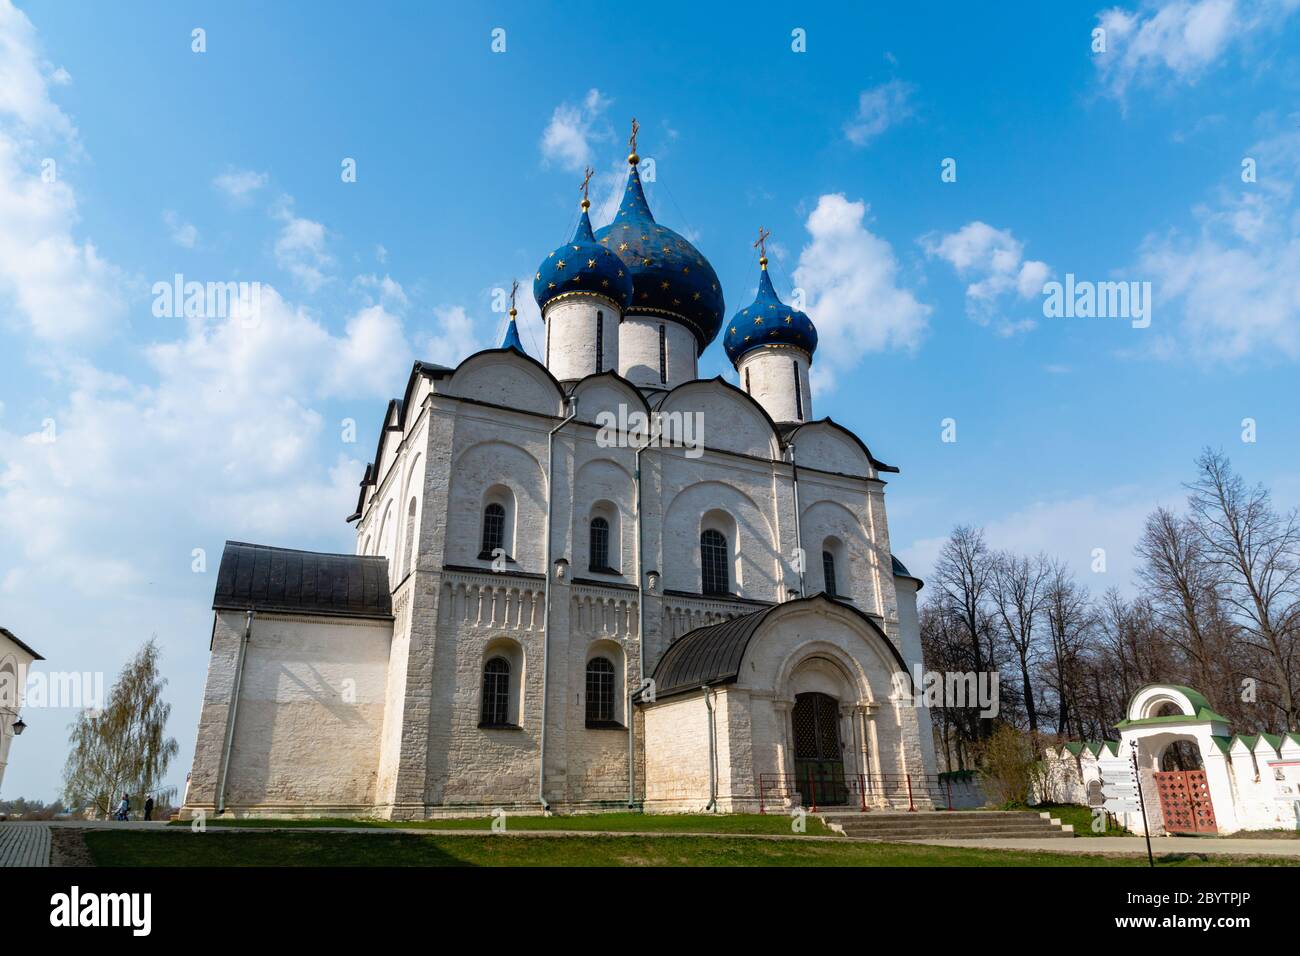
left=989, top=550, right=1050, bottom=733
left=932, top=525, right=996, bottom=738
left=1040, top=560, right=1093, bottom=738
left=63, top=639, right=179, bottom=818
left=1187, top=449, right=1300, bottom=730
left=1135, top=506, right=1223, bottom=699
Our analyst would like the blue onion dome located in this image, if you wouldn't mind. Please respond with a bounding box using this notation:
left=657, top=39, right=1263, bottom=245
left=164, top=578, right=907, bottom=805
left=723, top=257, right=819, bottom=365
left=534, top=201, right=633, bottom=313
left=592, top=154, right=725, bottom=353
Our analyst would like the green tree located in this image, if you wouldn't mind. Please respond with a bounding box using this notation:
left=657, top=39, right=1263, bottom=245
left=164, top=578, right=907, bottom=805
left=63, top=638, right=178, bottom=818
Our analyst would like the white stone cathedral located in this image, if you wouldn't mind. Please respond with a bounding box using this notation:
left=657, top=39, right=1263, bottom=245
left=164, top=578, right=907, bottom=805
left=182, top=131, right=938, bottom=820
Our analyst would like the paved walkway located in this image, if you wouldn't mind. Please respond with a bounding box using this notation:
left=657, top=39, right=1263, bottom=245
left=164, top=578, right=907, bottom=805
left=916, top=835, right=1300, bottom=858
left=0, top=822, right=51, bottom=867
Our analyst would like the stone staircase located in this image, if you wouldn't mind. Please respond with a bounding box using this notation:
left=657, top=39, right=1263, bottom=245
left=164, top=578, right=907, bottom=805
left=818, top=809, right=1075, bottom=842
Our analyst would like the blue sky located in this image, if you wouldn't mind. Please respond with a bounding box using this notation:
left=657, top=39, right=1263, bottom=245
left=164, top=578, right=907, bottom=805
left=1, top=0, right=1297, bottom=800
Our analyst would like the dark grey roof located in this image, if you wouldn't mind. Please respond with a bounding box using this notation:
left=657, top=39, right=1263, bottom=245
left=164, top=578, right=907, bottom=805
left=0, top=626, right=44, bottom=661
left=213, top=541, right=393, bottom=620
left=650, top=605, right=780, bottom=699
left=647, top=593, right=909, bottom=701
left=891, top=554, right=923, bottom=589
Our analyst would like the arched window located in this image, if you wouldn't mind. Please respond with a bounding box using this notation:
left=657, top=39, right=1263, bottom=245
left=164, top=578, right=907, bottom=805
left=480, top=503, right=505, bottom=558
left=481, top=657, right=511, bottom=726
left=701, top=528, right=730, bottom=595
left=822, top=549, right=838, bottom=596
left=586, top=657, right=616, bottom=725
left=401, top=497, right=418, bottom=580
left=590, top=517, right=610, bottom=572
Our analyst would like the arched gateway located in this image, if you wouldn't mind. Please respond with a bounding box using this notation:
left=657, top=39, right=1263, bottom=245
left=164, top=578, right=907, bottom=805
left=640, top=593, right=935, bottom=813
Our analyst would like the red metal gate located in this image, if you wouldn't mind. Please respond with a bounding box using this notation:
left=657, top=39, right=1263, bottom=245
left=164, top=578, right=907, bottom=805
left=1153, top=769, right=1217, bottom=833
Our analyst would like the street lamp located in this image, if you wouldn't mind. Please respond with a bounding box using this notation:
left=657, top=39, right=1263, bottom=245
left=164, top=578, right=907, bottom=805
left=12, top=716, right=26, bottom=736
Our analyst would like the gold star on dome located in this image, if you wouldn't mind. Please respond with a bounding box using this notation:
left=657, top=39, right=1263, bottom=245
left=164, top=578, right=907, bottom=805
left=753, top=317, right=763, bottom=326
left=784, top=315, right=793, bottom=324
left=729, top=326, right=737, bottom=336
left=587, top=258, right=596, bottom=268
left=682, top=266, right=690, bottom=274
left=619, top=242, right=628, bottom=252
left=601, top=279, right=609, bottom=287
left=693, top=292, right=700, bottom=300
left=548, top=252, right=555, bottom=258
left=617, top=270, right=624, bottom=277
left=672, top=298, right=681, bottom=306
left=535, top=272, right=541, bottom=280
left=548, top=282, right=556, bottom=289
left=572, top=245, right=580, bottom=252
left=642, top=257, right=651, bottom=266
left=660, top=281, right=670, bottom=290
left=556, top=259, right=566, bottom=270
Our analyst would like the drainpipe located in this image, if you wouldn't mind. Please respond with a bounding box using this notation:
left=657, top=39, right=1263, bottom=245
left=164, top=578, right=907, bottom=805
left=788, top=443, right=805, bottom=597
left=704, top=684, right=718, bottom=811
left=216, top=609, right=254, bottom=815
left=538, top=396, right=578, bottom=812
left=628, top=439, right=652, bottom=809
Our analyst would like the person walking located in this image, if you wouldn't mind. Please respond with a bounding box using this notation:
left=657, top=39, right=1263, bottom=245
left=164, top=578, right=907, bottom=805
left=115, top=793, right=130, bottom=821
left=144, top=795, right=154, bottom=821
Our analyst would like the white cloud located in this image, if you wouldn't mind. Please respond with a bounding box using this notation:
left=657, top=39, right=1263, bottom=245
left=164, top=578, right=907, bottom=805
left=843, top=80, right=914, bottom=147
left=0, top=0, right=126, bottom=343
left=1133, top=124, right=1300, bottom=362
left=353, top=272, right=408, bottom=309
left=1094, top=0, right=1299, bottom=100
left=540, top=88, right=610, bottom=172
left=0, top=284, right=413, bottom=594
left=272, top=199, right=332, bottom=292
left=792, top=194, right=930, bottom=389
left=162, top=209, right=198, bottom=248
left=922, top=221, right=1051, bottom=335
left=418, top=304, right=487, bottom=367
left=213, top=167, right=268, bottom=202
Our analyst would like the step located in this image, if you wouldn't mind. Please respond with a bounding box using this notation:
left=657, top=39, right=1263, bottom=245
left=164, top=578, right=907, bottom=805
left=833, top=816, right=1058, bottom=830
left=856, top=828, right=1077, bottom=842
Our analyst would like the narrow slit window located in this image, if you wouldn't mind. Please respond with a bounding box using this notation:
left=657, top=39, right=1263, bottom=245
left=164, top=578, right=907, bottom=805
left=792, top=360, right=803, bottom=419
left=595, top=311, right=604, bottom=372
left=659, top=325, right=667, bottom=384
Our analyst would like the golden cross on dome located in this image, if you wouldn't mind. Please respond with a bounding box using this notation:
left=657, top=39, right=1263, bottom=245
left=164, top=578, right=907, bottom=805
left=509, top=279, right=519, bottom=316
left=579, top=166, right=594, bottom=209
left=754, top=226, right=771, bottom=267
left=628, top=117, right=641, bottom=163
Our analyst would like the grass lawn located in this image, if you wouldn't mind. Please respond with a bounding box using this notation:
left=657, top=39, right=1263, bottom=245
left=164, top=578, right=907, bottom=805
left=168, top=811, right=834, bottom=836
left=89, top=829, right=1297, bottom=867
